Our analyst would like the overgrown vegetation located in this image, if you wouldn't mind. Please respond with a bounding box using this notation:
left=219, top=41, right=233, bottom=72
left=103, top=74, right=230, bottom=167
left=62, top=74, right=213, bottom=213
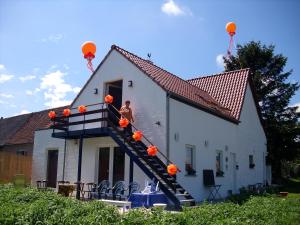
left=1, top=185, right=299, bottom=225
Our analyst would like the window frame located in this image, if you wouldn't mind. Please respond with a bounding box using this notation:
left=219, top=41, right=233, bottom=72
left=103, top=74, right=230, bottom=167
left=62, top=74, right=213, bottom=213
left=249, top=155, right=255, bottom=169
left=185, top=145, right=196, bottom=176
left=216, top=150, right=224, bottom=177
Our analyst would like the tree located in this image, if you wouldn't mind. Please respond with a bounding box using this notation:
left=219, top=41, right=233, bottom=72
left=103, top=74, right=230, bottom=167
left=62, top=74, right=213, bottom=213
left=224, top=41, right=300, bottom=179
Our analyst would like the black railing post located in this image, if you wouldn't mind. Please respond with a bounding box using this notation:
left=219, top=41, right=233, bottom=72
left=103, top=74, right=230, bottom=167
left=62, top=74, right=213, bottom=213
left=76, top=135, right=83, bottom=200
left=129, top=158, right=133, bottom=184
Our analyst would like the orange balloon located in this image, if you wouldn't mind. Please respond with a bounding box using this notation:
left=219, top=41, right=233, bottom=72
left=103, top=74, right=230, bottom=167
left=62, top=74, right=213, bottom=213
left=119, top=118, right=129, bottom=128
left=226, top=22, right=236, bottom=35
left=104, top=95, right=113, bottom=104
left=167, top=164, right=177, bottom=176
left=63, top=108, right=71, bottom=117
left=132, top=131, right=143, bottom=141
left=147, top=145, right=158, bottom=156
left=48, top=111, right=56, bottom=119
left=78, top=105, right=87, bottom=113
left=81, top=41, right=96, bottom=58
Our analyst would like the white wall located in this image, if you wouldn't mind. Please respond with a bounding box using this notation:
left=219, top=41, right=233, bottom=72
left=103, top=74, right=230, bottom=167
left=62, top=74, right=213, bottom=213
left=236, top=84, right=267, bottom=187
left=32, top=129, right=149, bottom=188
left=32, top=129, right=65, bottom=186
left=71, top=50, right=167, bottom=156
left=168, top=84, right=267, bottom=201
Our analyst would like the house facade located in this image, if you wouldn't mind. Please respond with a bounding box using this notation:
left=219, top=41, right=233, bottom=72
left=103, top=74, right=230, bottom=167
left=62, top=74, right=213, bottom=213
left=31, top=45, right=268, bottom=204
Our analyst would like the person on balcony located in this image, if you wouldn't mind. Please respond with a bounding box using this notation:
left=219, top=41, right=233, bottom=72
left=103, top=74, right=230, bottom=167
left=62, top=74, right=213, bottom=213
left=119, top=100, right=134, bottom=138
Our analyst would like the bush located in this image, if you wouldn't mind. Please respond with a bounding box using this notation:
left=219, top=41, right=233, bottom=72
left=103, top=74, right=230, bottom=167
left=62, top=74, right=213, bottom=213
left=0, top=185, right=299, bottom=225
left=0, top=185, right=120, bottom=225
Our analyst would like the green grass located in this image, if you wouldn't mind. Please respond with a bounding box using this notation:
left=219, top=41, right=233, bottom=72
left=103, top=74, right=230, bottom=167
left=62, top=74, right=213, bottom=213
left=0, top=185, right=299, bottom=225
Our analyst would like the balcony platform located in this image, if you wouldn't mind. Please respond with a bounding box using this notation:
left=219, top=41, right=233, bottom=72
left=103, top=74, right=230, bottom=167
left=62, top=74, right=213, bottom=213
left=52, top=127, right=110, bottom=139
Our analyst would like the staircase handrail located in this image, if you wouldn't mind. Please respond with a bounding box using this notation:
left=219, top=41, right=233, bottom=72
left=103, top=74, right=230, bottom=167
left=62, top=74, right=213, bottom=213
left=107, top=104, right=181, bottom=172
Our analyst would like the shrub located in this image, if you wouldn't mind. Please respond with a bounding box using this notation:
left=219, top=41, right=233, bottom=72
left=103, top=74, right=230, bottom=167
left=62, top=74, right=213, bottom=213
left=0, top=185, right=299, bottom=225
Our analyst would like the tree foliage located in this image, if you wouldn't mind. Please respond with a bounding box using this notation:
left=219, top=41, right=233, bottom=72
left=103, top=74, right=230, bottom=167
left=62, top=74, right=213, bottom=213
left=224, top=41, right=300, bottom=178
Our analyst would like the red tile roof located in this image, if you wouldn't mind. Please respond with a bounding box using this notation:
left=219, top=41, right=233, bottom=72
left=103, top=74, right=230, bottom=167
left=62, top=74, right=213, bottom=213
left=188, top=68, right=250, bottom=120
left=112, top=45, right=236, bottom=122
left=5, top=106, right=66, bottom=145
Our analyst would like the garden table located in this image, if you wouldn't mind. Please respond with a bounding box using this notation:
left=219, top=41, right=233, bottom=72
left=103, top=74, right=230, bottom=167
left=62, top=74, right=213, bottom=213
left=58, top=184, right=75, bottom=197
left=128, top=192, right=168, bottom=208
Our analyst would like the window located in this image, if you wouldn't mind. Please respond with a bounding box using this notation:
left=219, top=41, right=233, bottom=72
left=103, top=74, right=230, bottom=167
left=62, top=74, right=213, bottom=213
left=16, top=150, right=27, bottom=156
left=216, top=150, right=224, bottom=177
left=249, top=155, right=255, bottom=169
left=185, top=145, right=196, bottom=175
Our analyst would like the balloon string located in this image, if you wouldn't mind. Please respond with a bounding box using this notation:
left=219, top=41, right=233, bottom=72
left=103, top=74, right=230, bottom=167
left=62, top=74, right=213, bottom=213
left=226, top=36, right=234, bottom=57
left=87, top=58, right=94, bottom=73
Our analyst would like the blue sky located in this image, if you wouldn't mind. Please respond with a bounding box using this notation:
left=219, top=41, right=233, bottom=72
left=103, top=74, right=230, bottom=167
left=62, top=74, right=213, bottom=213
left=0, top=0, right=299, bottom=118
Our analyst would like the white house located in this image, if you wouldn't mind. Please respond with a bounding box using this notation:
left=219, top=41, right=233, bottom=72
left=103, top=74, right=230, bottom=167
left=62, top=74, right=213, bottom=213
left=32, top=45, right=268, bottom=208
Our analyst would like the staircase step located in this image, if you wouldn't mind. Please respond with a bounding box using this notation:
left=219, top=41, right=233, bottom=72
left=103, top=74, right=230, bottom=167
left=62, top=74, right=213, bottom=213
left=176, top=193, right=189, bottom=197
left=180, top=199, right=195, bottom=204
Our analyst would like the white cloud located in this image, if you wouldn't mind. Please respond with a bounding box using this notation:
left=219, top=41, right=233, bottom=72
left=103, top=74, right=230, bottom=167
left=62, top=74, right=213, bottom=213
left=63, top=64, right=70, bottom=70
left=0, top=93, right=14, bottom=98
left=25, top=88, right=41, bottom=96
left=0, top=64, right=5, bottom=70
left=0, top=100, right=16, bottom=108
left=33, top=68, right=40, bottom=73
left=25, top=90, right=34, bottom=96
left=41, top=34, right=64, bottom=43
left=18, top=110, right=30, bottom=115
left=216, top=54, right=225, bottom=68
left=0, top=74, right=14, bottom=83
left=291, top=102, right=300, bottom=113
left=73, top=87, right=81, bottom=94
left=39, top=70, right=74, bottom=108
left=19, top=75, right=36, bottom=82
left=161, top=0, right=192, bottom=16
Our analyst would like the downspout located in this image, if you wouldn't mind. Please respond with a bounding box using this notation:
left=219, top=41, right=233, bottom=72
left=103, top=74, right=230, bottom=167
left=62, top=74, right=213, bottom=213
left=166, top=92, right=170, bottom=160
left=62, top=139, right=66, bottom=181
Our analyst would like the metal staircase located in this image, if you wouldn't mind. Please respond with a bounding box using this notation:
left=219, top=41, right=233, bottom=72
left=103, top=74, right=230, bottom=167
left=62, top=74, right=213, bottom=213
left=51, top=103, right=195, bottom=210
left=106, top=106, right=195, bottom=209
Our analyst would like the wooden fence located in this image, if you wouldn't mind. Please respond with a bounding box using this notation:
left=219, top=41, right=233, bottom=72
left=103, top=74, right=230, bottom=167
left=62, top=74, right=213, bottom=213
left=0, top=151, right=32, bottom=184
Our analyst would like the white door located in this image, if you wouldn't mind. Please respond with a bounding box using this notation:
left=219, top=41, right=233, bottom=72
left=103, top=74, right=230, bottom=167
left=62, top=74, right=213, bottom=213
left=229, top=152, right=237, bottom=193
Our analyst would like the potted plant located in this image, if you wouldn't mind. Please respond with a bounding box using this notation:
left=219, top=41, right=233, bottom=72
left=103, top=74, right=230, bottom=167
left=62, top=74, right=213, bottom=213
left=186, top=164, right=196, bottom=175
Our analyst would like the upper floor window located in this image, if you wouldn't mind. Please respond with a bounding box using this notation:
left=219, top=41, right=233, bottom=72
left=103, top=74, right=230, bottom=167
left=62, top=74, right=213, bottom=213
left=249, top=155, right=255, bottom=169
left=216, top=150, right=224, bottom=177
left=185, top=145, right=196, bottom=175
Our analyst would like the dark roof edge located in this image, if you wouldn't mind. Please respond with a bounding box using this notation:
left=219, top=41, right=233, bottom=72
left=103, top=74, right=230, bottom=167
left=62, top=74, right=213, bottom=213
left=5, top=142, right=33, bottom=146
left=111, top=45, right=167, bottom=93
left=169, top=92, right=239, bottom=124
left=112, top=45, right=209, bottom=91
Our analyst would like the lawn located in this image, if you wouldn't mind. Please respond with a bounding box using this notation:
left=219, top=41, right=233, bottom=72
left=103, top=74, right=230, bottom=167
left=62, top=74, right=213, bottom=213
left=0, top=185, right=299, bottom=225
